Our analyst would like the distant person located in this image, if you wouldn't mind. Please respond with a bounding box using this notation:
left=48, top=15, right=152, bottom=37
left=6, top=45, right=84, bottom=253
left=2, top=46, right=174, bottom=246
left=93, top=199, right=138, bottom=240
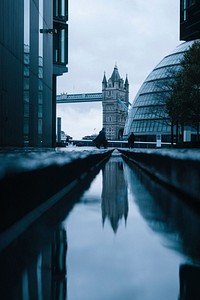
left=66, top=135, right=69, bottom=145
left=93, top=128, right=107, bottom=149
left=128, top=132, right=135, bottom=148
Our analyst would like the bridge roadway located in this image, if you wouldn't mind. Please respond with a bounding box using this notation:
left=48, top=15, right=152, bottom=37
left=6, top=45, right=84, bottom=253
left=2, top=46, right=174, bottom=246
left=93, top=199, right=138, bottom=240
left=56, top=92, right=103, bottom=103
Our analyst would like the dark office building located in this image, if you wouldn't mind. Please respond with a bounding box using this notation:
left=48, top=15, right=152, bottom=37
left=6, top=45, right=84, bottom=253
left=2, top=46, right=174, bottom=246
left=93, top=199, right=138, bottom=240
left=180, top=0, right=200, bottom=41
left=0, top=0, right=68, bottom=147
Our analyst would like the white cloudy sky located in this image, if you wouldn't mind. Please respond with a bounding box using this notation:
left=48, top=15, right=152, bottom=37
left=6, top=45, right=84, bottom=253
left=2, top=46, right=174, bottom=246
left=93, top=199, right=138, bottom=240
left=57, top=0, right=181, bottom=139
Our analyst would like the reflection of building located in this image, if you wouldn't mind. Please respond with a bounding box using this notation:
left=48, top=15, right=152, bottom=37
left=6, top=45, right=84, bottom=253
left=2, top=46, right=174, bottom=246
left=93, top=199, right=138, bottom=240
left=24, top=226, right=68, bottom=300
left=0, top=0, right=68, bottom=147
left=101, top=158, right=128, bottom=233
left=51, top=226, right=68, bottom=299
left=102, top=66, right=129, bottom=140
left=0, top=225, right=68, bottom=299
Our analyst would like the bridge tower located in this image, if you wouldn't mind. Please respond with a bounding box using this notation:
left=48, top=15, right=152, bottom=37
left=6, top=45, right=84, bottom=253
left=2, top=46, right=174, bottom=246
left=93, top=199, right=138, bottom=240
left=102, top=65, right=129, bottom=140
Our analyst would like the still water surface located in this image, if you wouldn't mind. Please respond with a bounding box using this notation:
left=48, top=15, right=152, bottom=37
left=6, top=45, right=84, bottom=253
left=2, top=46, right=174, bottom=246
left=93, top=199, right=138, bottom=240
left=1, top=150, right=200, bottom=299
left=63, top=151, right=200, bottom=300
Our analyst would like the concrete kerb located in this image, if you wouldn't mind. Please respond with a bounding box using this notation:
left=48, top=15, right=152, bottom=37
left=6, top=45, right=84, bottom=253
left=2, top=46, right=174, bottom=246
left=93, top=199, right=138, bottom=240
left=118, top=148, right=200, bottom=203
left=0, top=149, right=113, bottom=234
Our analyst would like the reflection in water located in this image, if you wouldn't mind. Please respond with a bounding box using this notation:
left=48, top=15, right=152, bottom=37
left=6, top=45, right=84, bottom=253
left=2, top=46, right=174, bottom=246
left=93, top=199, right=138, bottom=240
left=101, top=157, right=128, bottom=233
left=51, top=226, right=67, bottom=300
left=25, top=226, right=68, bottom=300
left=123, top=157, right=200, bottom=300
left=0, top=226, right=68, bottom=300
left=1, top=152, right=200, bottom=299
left=0, top=162, right=104, bottom=300
left=123, top=158, right=200, bottom=264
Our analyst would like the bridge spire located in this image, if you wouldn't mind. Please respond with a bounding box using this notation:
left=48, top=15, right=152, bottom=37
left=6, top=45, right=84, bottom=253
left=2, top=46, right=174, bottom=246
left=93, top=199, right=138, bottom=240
left=125, top=74, right=129, bottom=87
left=102, top=71, right=107, bottom=89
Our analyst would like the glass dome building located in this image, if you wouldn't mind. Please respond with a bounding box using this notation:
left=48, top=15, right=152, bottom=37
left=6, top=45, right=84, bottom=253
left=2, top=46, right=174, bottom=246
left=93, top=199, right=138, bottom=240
left=123, top=39, right=200, bottom=142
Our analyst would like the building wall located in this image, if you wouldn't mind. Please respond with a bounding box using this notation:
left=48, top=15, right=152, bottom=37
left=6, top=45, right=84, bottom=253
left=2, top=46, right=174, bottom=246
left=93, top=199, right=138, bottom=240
left=0, top=0, right=24, bottom=146
left=0, top=0, right=68, bottom=147
left=43, top=0, right=54, bottom=147
left=180, top=0, right=200, bottom=41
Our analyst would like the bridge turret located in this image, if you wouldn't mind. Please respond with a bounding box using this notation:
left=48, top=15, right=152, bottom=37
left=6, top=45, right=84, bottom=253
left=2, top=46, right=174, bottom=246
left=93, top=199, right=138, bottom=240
left=102, top=65, right=129, bottom=140
left=110, top=65, right=121, bottom=89
left=124, top=74, right=129, bottom=90
left=102, top=72, right=107, bottom=90
left=124, top=74, right=129, bottom=104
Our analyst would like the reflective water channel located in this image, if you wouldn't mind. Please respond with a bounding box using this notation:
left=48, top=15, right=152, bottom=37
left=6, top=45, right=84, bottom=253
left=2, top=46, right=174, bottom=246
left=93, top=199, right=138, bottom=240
left=1, top=150, right=200, bottom=300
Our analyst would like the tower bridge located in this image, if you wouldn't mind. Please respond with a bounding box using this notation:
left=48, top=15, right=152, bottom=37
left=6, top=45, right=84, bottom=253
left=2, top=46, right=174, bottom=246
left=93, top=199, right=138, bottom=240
left=56, top=92, right=103, bottom=103
left=56, top=65, right=130, bottom=140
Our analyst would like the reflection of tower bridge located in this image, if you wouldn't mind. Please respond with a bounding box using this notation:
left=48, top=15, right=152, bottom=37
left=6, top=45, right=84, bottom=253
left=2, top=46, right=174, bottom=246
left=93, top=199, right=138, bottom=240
left=56, top=65, right=130, bottom=140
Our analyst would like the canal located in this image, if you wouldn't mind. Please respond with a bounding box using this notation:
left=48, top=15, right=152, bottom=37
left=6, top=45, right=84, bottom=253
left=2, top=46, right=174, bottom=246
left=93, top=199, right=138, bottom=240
left=1, top=149, right=200, bottom=299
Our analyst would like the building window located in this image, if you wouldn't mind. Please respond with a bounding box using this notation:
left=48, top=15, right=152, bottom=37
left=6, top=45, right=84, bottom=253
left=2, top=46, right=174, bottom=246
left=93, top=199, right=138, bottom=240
left=54, top=0, right=68, bottom=20
left=24, top=103, right=29, bottom=118
left=189, top=0, right=196, bottom=6
left=38, top=92, right=43, bottom=104
left=183, top=0, right=187, bottom=21
left=38, top=105, right=43, bottom=118
left=24, top=78, right=29, bottom=90
left=53, top=25, right=68, bottom=64
left=38, top=119, right=43, bottom=135
left=24, top=118, right=29, bottom=135
left=39, top=0, right=43, bottom=57
left=38, top=79, right=43, bottom=91
left=60, top=29, right=65, bottom=63
left=24, top=0, right=30, bottom=46
left=24, top=0, right=30, bottom=145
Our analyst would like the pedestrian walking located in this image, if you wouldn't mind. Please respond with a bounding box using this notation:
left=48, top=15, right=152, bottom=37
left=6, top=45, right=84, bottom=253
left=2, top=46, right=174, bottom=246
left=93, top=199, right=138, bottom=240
left=93, top=128, right=107, bottom=149
left=128, top=132, right=135, bottom=148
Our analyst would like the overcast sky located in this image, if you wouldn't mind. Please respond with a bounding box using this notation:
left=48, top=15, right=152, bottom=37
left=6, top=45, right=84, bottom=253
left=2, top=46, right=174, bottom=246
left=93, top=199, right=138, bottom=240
left=57, top=0, right=181, bottom=139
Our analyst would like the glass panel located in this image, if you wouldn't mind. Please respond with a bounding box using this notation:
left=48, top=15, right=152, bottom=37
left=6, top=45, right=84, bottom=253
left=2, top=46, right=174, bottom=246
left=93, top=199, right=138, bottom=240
left=38, top=67, right=43, bottom=78
left=60, top=29, right=65, bottom=63
left=38, top=119, right=43, bottom=135
left=24, top=66, right=29, bottom=76
left=24, top=78, right=29, bottom=90
left=24, top=118, right=29, bottom=135
left=39, top=0, right=43, bottom=58
left=38, top=79, right=43, bottom=91
left=183, top=0, right=187, bottom=21
left=61, top=0, right=65, bottom=16
left=24, top=53, right=29, bottom=65
left=38, top=92, right=43, bottom=104
left=24, top=91, right=29, bottom=103
left=55, top=0, right=59, bottom=16
left=38, top=105, right=43, bottom=118
left=24, top=1, right=30, bottom=145
left=24, top=0, right=30, bottom=46
left=24, top=103, right=29, bottom=117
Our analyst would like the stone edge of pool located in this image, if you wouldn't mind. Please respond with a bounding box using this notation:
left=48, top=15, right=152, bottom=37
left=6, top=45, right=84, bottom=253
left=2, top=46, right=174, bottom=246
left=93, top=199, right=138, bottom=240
left=0, top=149, right=113, bottom=238
left=118, top=148, right=200, bottom=204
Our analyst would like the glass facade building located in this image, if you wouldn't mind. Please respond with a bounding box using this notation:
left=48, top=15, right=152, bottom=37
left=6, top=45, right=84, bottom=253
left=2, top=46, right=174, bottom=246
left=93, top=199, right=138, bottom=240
left=123, top=39, right=200, bottom=142
left=0, top=0, right=68, bottom=147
